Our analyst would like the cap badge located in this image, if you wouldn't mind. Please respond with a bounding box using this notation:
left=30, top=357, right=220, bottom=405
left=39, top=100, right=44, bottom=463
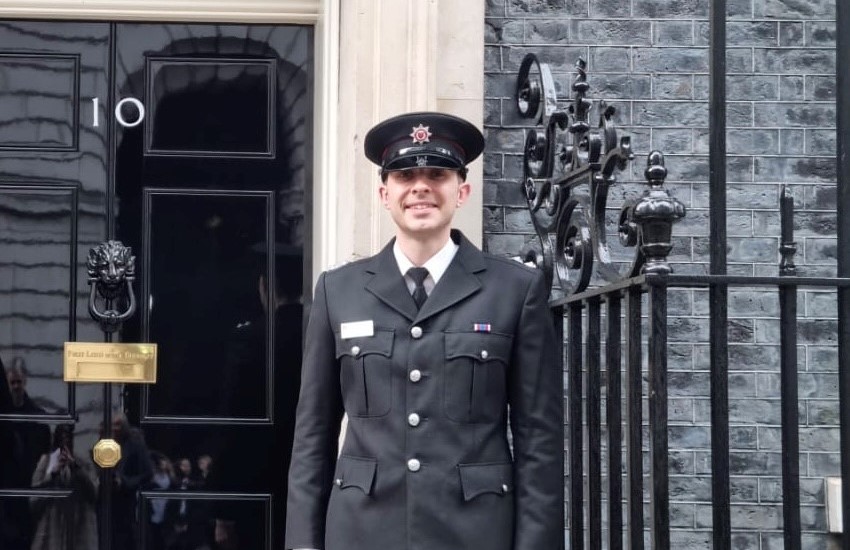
left=410, top=124, right=432, bottom=145
left=416, top=156, right=428, bottom=167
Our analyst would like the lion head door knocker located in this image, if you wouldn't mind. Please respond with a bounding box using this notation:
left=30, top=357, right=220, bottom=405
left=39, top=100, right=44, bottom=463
left=87, top=241, right=137, bottom=333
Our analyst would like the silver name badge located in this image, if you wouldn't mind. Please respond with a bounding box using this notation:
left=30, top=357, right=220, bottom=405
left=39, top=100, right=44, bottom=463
left=340, top=320, right=375, bottom=339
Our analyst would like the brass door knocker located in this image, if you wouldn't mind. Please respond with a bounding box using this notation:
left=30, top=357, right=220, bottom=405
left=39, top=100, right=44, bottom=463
left=87, top=240, right=137, bottom=333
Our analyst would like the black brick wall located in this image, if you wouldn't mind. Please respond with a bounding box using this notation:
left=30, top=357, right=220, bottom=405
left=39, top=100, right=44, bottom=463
left=484, top=0, right=840, bottom=547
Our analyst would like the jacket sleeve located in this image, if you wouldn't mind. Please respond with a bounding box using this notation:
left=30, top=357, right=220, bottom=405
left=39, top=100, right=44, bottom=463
left=508, top=269, right=564, bottom=550
left=285, top=272, right=344, bottom=550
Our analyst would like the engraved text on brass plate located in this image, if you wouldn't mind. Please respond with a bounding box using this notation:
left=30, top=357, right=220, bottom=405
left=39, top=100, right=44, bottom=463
left=64, top=342, right=157, bottom=383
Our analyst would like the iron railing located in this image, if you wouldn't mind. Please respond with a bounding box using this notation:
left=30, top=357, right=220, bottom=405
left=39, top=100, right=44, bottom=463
left=514, top=30, right=850, bottom=550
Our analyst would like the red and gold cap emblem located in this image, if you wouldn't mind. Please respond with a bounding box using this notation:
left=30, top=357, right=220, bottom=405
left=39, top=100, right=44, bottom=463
left=410, top=124, right=432, bottom=145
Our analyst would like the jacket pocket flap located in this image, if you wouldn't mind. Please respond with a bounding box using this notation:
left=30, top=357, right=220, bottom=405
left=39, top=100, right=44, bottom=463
left=458, top=462, right=513, bottom=501
left=335, top=455, right=377, bottom=495
left=445, top=332, right=512, bottom=363
left=335, top=329, right=394, bottom=359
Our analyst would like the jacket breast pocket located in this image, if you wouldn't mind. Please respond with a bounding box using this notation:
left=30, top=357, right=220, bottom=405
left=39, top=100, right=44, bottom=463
left=336, top=329, right=394, bottom=417
left=444, top=332, right=512, bottom=423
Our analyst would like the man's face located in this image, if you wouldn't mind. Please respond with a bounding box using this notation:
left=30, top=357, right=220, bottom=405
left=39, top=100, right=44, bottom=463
left=379, top=168, right=470, bottom=241
left=6, top=370, right=25, bottom=407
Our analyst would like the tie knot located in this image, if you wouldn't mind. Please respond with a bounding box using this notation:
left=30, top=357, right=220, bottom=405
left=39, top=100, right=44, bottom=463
left=407, top=267, right=429, bottom=285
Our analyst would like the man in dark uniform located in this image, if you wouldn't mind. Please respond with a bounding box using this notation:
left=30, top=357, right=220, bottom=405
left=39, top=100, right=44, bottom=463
left=285, top=112, right=563, bottom=550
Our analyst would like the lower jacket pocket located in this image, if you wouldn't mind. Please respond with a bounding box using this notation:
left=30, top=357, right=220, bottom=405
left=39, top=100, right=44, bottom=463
left=457, top=462, right=513, bottom=502
left=334, top=455, right=377, bottom=495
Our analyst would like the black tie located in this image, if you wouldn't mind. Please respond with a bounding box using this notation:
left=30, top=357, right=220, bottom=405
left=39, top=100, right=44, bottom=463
left=407, top=267, right=429, bottom=309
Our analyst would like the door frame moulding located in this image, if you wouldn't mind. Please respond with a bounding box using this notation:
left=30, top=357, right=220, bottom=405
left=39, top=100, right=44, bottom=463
left=0, top=1, right=321, bottom=22
left=0, top=0, right=340, bottom=280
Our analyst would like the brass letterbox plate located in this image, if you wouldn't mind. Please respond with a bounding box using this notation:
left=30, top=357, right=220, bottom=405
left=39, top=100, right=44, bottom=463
left=64, top=343, right=157, bottom=383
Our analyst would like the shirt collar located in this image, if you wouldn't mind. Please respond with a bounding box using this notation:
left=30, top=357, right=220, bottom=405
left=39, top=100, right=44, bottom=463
left=393, top=237, right=459, bottom=285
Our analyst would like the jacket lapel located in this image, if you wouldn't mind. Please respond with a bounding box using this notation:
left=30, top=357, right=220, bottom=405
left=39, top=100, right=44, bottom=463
left=365, top=231, right=487, bottom=323
left=415, top=231, right=485, bottom=322
left=365, top=242, right=418, bottom=322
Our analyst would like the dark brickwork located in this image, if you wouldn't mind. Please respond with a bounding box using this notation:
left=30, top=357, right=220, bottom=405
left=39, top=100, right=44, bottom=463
left=484, top=0, right=839, bottom=548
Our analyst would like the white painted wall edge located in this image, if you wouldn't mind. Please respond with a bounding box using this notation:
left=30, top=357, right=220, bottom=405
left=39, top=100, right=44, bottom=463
left=827, top=477, right=843, bottom=533
left=314, top=0, right=341, bottom=275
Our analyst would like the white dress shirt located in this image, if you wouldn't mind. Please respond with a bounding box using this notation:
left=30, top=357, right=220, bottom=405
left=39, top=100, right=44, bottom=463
left=292, top=237, right=459, bottom=550
left=393, top=236, right=460, bottom=297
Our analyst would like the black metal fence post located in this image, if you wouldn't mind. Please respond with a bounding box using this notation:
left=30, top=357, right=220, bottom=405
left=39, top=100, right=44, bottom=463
left=708, top=0, right=731, bottom=545
left=778, top=188, right=801, bottom=550
left=552, top=305, right=567, bottom=550
left=837, top=0, right=850, bottom=547
left=625, top=287, right=644, bottom=550
left=605, top=292, right=623, bottom=550
left=647, top=278, right=669, bottom=550
left=568, top=303, right=584, bottom=550
left=586, top=297, right=602, bottom=549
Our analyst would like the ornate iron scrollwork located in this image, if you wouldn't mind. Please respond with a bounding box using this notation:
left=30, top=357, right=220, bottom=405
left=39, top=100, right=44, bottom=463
left=87, top=240, right=137, bottom=333
left=515, top=54, right=685, bottom=296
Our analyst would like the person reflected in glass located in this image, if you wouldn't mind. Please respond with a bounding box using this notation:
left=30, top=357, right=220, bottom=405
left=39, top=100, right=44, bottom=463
left=196, top=454, right=212, bottom=488
left=167, top=457, right=207, bottom=550
left=147, top=452, right=175, bottom=550
left=29, top=424, right=97, bottom=550
left=192, top=454, right=214, bottom=546
left=6, top=359, right=51, bottom=477
left=1, top=356, right=32, bottom=550
left=6, top=358, right=45, bottom=416
left=109, top=414, right=153, bottom=550
left=1, top=357, right=50, bottom=550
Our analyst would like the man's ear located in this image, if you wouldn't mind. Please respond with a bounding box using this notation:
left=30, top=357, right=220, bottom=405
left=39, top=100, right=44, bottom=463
left=378, top=184, right=389, bottom=209
left=456, top=180, right=471, bottom=207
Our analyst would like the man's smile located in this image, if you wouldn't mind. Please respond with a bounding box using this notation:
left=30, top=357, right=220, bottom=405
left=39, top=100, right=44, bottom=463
left=405, top=202, right=437, bottom=211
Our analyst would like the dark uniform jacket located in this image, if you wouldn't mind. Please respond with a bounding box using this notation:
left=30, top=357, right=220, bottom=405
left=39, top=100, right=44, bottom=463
left=285, top=230, right=563, bottom=550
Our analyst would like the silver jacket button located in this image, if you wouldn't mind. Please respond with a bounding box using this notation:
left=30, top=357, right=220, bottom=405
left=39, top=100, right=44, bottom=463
left=335, top=478, right=343, bottom=487
left=350, top=345, right=361, bottom=356
left=480, top=349, right=489, bottom=359
left=501, top=484, right=509, bottom=494
left=409, top=369, right=422, bottom=382
left=410, top=326, right=423, bottom=339
left=407, top=458, right=421, bottom=472
left=408, top=413, right=421, bottom=427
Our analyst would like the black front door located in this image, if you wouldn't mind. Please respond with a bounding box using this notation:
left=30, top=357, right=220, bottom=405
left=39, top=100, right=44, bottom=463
left=0, top=20, right=312, bottom=550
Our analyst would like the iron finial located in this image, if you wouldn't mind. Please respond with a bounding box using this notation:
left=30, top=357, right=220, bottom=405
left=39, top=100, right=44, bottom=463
left=632, top=152, right=686, bottom=275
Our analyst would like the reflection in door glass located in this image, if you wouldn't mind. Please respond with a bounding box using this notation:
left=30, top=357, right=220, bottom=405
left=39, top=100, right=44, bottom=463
left=0, top=191, right=74, bottom=417
left=29, top=424, right=98, bottom=550
left=140, top=493, right=269, bottom=550
left=146, top=192, right=274, bottom=420
left=0, top=360, right=50, bottom=488
left=147, top=60, right=273, bottom=155
left=112, top=22, right=311, bottom=550
left=0, top=55, right=78, bottom=150
left=0, top=422, right=99, bottom=550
